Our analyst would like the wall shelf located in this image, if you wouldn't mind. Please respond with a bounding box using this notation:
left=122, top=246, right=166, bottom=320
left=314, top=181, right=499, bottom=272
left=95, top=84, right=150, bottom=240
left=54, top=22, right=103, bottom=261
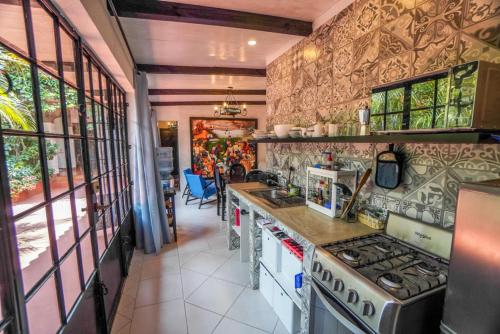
left=250, top=132, right=500, bottom=145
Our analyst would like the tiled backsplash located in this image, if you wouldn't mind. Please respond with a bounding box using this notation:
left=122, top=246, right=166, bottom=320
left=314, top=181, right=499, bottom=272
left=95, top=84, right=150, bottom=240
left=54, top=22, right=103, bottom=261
left=265, top=0, right=500, bottom=227
left=266, top=143, right=500, bottom=228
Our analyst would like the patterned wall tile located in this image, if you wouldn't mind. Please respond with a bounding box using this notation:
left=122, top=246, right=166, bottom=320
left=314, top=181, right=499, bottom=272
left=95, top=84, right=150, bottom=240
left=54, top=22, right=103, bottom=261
left=380, top=0, right=416, bottom=23
left=447, top=144, right=500, bottom=172
left=330, top=6, right=356, bottom=49
left=379, top=11, right=414, bottom=60
left=458, top=34, right=500, bottom=63
left=462, top=16, right=500, bottom=48
left=379, top=51, right=414, bottom=83
left=413, top=0, right=463, bottom=73
left=462, top=0, right=500, bottom=28
left=355, top=0, right=382, bottom=37
left=401, top=143, right=450, bottom=167
left=266, top=1, right=500, bottom=227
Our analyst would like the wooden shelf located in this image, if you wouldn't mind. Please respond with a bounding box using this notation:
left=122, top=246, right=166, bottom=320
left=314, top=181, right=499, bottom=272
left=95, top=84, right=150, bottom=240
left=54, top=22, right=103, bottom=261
left=250, top=132, right=500, bottom=144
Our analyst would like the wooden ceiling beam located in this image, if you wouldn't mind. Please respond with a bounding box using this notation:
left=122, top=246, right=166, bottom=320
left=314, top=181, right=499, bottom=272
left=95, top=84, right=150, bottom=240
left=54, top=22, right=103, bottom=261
left=148, top=89, right=266, bottom=95
left=151, top=101, right=266, bottom=107
left=137, top=64, right=266, bottom=77
left=111, top=0, right=312, bottom=36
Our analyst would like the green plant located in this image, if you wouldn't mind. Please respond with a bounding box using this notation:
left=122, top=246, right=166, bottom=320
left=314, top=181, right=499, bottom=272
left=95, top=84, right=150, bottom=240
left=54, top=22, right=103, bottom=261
left=1, top=46, right=63, bottom=196
left=4, top=136, right=58, bottom=195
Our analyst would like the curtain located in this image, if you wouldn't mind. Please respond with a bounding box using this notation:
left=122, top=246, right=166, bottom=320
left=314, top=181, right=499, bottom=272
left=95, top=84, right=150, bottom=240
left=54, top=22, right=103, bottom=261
left=130, top=71, right=170, bottom=254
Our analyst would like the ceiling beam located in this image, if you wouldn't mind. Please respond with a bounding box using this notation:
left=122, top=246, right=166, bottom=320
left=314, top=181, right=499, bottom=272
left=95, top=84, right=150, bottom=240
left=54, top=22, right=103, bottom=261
left=151, top=101, right=266, bottom=107
left=137, top=64, right=266, bottom=77
left=111, top=0, right=312, bottom=36
left=149, top=89, right=266, bottom=95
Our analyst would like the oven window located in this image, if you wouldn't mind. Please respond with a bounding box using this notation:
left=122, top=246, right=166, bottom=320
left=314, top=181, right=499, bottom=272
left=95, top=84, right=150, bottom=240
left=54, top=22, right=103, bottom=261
left=310, top=282, right=370, bottom=334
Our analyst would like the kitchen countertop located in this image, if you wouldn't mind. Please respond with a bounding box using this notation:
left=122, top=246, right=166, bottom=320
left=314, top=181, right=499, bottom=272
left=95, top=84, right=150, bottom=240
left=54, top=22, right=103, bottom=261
left=227, top=182, right=378, bottom=245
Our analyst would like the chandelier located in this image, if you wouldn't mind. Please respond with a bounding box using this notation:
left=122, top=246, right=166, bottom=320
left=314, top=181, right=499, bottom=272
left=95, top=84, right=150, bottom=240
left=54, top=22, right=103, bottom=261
left=213, top=87, right=247, bottom=117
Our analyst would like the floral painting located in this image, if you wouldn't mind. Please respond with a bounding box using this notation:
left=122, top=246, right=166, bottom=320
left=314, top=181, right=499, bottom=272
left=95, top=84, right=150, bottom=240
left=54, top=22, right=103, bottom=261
left=190, top=117, right=258, bottom=178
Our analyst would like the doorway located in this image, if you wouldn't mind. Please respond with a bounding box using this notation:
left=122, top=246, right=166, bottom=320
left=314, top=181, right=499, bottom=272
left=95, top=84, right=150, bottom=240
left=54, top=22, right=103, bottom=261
left=158, top=121, right=180, bottom=188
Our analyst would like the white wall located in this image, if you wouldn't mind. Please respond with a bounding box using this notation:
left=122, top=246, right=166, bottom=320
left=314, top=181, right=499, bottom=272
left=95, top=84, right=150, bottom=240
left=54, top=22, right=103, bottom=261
left=155, top=106, right=268, bottom=188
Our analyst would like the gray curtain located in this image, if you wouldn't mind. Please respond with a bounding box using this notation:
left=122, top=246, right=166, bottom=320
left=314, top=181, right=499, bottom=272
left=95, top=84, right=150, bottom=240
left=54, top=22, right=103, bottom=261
left=130, top=71, right=170, bottom=253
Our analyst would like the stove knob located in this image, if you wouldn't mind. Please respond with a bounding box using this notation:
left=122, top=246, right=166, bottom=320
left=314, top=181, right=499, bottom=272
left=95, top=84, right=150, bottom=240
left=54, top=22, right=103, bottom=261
left=312, top=261, right=323, bottom=273
left=333, top=279, right=344, bottom=292
left=362, top=301, right=375, bottom=317
left=347, top=289, right=358, bottom=304
left=321, top=270, right=332, bottom=282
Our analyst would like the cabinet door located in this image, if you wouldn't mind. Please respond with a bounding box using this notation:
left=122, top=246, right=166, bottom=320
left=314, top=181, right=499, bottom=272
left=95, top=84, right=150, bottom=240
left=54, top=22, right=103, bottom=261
left=259, top=263, right=274, bottom=307
left=281, top=248, right=302, bottom=292
left=273, top=282, right=300, bottom=334
left=262, top=228, right=281, bottom=274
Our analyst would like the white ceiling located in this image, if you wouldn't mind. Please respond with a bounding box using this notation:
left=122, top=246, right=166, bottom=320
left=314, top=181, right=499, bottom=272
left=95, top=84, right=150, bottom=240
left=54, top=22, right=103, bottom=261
left=147, top=74, right=266, bottom=89
left=122, top=18, right=302, bottom=68
left=149, top=94, right=266, bottom=102
left=119, top=1, right=344, bottom=105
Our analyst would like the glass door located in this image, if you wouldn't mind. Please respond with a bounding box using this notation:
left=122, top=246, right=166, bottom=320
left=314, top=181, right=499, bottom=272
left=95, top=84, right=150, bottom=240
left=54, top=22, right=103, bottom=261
left=0, top=1, right=132, bottom=333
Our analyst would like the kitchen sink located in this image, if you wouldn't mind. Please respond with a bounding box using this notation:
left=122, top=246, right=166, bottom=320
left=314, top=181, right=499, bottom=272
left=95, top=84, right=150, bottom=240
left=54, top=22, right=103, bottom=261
left=246, top=188, right=306, bottom=208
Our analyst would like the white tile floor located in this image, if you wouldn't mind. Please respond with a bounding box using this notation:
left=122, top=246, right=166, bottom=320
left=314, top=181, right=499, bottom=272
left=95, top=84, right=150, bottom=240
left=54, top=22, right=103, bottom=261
left=111, top=194, right=286, bottom=334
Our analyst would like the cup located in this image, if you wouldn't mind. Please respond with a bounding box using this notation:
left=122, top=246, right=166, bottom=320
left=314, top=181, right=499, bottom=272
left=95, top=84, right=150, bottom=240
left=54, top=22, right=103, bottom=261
left=313, top=123, right=324, bottom=137
left=328, top=124, right=339, bottom=137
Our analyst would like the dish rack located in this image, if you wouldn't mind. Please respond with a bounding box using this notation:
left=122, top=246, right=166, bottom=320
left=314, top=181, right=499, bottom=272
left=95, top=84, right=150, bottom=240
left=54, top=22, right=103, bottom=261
left=305, top=167, right=356, bottom=218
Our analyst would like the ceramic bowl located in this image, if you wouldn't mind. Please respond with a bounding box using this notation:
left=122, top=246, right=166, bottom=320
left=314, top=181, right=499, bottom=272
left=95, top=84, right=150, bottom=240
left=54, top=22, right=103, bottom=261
left=274, top=124, right=294, bottom=138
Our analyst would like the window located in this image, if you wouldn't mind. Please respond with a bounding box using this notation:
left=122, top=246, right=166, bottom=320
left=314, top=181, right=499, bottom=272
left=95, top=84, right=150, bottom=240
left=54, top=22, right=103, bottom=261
left=370, top=62, right=481, bottom=131
left=0, top=1, right=130, bottom=333
left=370, top=73, right=449, bottom=131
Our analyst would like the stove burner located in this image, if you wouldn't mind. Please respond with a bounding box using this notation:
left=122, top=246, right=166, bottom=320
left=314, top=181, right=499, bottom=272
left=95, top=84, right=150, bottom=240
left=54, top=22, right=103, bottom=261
left=374, top=242, right=393, bottom=253
left=416, top=261, right=440, bottom=276
left=341, top=249, right=361, bottom=262
left=379, top=273, right=404, bottom=289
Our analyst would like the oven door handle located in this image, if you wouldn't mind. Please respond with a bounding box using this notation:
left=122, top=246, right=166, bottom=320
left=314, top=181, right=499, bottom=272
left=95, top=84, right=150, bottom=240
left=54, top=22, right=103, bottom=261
left=311, top=281, right=368, bottom=334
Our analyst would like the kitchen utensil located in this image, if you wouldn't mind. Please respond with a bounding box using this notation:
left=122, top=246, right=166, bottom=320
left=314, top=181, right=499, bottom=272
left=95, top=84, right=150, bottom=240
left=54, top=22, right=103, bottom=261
left=274, top=124, right=294, bottom=138
left=358, top=106, right=370, bottom=125
left=340, top=168, right=372, bottom=219
left=375, top=144, right=404, bottom=189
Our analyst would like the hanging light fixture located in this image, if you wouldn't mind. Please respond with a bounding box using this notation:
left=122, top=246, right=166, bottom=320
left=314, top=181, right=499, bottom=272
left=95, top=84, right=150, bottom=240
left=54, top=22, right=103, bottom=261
left=213, top=87, right=247, bottom=117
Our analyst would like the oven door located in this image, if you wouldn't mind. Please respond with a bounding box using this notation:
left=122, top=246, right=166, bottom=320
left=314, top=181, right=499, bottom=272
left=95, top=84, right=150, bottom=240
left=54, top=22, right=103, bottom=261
left=310, top=280, right=373, bottom=334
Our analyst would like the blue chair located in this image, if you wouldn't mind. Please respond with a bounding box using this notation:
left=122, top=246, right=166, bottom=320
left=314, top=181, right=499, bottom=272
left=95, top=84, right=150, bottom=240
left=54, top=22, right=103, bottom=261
left=185, top=174, right=217, bottom=209
left=182, top=168, right=193, bottom=198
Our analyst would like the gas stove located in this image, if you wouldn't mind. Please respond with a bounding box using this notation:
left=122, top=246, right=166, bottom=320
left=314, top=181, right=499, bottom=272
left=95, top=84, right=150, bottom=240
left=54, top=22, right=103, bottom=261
left=323, top=234, right=449, bottom=300
left=310, top=213, right=453, bottom=334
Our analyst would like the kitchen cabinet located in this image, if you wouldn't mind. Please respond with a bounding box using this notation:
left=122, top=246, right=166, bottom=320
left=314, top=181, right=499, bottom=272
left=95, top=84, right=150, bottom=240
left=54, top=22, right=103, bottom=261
left=273, top=280, right=301, bottom=334
left=259, top=263, right=274, bottom=307
left=281, top=246, right=303, bottom=293
left=262, top=227, right=283, bottom=275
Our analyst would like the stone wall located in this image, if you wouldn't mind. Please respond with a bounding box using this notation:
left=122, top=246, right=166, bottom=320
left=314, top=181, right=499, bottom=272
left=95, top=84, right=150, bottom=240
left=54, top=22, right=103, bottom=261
left=265, top=0, right=500, bottom=227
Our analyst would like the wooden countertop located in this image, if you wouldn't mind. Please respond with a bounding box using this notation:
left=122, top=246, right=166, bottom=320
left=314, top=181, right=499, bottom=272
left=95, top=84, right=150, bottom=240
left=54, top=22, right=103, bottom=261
left=227, top=182, right=378, bottom=245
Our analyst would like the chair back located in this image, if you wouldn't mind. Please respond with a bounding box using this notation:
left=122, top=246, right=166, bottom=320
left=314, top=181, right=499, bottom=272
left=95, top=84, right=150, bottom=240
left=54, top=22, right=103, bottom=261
left=186, top=174, right=206, bottom=198
left=214, top=165, right=225, bottom=192
left=229, top=163, right=246, bottom=183
left=183, top=168, right=193, bottom=178
left=245, top=170, right=264, bottom=182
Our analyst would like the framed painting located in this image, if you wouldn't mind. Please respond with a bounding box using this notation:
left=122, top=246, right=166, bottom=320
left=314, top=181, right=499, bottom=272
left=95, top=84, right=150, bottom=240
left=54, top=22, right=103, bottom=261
left=190, top=117, right=258, bottom=178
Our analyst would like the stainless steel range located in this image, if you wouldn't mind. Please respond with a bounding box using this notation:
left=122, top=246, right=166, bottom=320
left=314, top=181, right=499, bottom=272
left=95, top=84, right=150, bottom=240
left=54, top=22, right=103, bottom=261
left=310, top=213, right=453, bottom=334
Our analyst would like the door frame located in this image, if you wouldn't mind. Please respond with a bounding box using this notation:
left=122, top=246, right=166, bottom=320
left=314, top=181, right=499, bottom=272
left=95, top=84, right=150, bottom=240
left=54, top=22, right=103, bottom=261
left=0, top=0, right=134, bottom=333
